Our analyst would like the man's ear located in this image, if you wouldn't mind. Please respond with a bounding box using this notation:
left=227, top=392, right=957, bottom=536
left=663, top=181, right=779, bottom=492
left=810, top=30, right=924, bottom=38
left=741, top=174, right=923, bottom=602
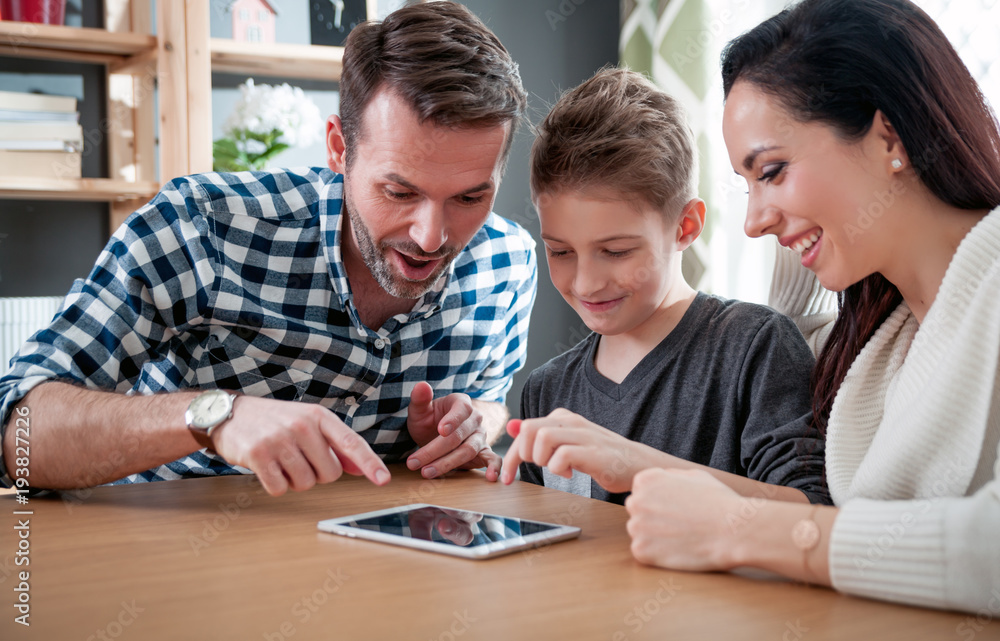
left=871, top=109, right=910, bottom=171
left=675, top=198, right=706, bottom=251
left=327, top=115, right=348, bottom=173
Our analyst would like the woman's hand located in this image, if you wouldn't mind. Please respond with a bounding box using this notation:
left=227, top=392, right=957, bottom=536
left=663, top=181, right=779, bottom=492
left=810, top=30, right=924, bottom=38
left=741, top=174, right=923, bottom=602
left=625, top=468, right=744, bottom=572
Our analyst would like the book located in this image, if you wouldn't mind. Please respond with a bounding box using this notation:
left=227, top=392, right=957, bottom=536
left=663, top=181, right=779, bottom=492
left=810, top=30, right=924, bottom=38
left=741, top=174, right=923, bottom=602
left=0, top=149, right=82, bottom=179
left=0, top=89, right=77, bottom=113
left=0, top=121, right=83, bottom=141
left=0, top=140, right=81, bottom=152
left=0, top=108, right=79, bottom=122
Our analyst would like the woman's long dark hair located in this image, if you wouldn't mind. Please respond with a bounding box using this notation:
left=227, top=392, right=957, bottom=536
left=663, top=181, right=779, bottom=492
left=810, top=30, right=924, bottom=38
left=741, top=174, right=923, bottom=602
left=721, top=0, right=1000, bottom=431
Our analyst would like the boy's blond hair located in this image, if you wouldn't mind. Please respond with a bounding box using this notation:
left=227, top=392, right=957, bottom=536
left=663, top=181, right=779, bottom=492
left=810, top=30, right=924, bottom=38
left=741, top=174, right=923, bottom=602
left=530, top=67, right=698, bottom=218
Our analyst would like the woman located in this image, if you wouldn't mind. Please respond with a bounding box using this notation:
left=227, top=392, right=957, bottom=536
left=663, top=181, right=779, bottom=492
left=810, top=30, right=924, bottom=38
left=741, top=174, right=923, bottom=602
left=624, top=0, right=1000, bottom=613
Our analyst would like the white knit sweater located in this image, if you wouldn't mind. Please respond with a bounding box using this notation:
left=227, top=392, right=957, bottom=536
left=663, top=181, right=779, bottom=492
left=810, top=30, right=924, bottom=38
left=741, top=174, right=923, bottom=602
left=769, top=206, right=1000, bottom=613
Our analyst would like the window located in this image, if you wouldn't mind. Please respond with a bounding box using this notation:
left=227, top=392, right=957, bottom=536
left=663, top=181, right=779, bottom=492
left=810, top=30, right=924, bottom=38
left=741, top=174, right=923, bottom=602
left=912, top=0, right=999, bottom=112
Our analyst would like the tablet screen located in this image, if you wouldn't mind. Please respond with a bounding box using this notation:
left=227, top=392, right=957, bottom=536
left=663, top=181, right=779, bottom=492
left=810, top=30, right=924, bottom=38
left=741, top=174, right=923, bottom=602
left=318, top=504, right=581, bottom=559
left=346, top=506, right=557, bottom=547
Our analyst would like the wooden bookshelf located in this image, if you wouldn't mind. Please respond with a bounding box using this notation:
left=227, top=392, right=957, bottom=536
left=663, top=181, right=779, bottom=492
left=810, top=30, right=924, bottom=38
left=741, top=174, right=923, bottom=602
left=0, top=22, right=155, bottom=59
left=0, top=177, right=159, bottom=202
left=0, top=0, right=187, bottom=232
left=210, top=0, right=384, bottom=82
left=211, top=39, right=344, bottom=82
left=0, top=0, right=388, bottom=218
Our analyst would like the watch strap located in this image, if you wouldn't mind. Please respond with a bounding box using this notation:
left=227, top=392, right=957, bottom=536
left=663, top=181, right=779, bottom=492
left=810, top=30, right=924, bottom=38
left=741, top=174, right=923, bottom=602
left=791, top=505, right=821, bottom=583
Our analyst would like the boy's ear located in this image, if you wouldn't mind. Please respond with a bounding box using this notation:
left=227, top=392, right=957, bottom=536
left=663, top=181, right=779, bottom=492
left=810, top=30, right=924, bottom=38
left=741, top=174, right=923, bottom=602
left=675, top=198, right=706, bottom=251
left=326, top=115, right=348, bottom=173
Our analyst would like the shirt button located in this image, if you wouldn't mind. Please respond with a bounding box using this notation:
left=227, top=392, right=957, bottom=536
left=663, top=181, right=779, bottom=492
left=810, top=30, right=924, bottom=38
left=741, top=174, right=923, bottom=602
left=344, top=396, right=356, bottom=406
left=423, top=311, right=434, bottom=319
left=374, top=338, right=386, bottom=350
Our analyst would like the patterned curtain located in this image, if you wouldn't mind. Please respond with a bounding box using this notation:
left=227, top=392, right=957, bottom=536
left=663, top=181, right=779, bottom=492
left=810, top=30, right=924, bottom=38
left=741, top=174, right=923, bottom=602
left=621, top=0, right=795, bottom=303
left=620, top=0, right=714, bottom=289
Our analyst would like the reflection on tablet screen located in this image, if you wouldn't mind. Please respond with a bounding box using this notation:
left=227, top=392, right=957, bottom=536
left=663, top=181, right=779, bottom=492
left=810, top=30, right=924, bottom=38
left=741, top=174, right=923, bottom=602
left=345, top=506, right=559, bottom=548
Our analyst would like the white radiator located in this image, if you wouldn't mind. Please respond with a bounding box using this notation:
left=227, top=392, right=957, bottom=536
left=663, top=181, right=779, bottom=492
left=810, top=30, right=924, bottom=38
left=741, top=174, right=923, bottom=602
left=0, top=296, right=63, bottom=376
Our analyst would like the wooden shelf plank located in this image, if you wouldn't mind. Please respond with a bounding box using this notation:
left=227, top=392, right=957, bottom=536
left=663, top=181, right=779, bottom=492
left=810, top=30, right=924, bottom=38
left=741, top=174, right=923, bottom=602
left=210, top=38, right=343, bottom=82
left=0, top=22, right=155, bottom=58
left=0, top=44, right=123, bottom=65
left=0, top=178, right=158, bottom=202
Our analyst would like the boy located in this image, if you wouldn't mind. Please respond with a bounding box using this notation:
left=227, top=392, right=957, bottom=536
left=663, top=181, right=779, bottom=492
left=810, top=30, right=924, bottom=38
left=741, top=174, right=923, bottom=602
left=500, top=68, right=828, bottom=505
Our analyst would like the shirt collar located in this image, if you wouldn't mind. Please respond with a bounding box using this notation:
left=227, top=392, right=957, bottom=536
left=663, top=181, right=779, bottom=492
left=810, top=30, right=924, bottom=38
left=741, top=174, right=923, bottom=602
left=318, top=174, right=354, bottom=314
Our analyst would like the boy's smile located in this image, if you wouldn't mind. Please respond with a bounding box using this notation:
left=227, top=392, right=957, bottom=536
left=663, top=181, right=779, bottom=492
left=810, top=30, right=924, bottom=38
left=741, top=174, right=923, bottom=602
left=579, top=297, right=627, bottom=314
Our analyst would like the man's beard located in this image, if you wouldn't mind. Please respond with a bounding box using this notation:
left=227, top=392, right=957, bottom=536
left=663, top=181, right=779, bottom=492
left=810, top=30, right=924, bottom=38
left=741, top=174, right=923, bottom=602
left=344, top=189, right=459, bottom=300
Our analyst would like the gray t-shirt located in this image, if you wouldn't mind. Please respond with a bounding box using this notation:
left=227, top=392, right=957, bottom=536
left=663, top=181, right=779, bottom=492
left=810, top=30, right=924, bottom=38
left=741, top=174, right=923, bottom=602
left=520, top=293, right=830, bottom=504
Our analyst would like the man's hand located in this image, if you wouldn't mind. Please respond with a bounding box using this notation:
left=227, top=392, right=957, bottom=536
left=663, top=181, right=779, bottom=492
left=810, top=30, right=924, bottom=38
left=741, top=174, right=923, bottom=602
left=210, top=396, right=391, bottom=496
left=408, top=506, right=484, bottom=546
left=499, top=408, right=653, bottom=492
left=405, top=382, right=501, bottom=481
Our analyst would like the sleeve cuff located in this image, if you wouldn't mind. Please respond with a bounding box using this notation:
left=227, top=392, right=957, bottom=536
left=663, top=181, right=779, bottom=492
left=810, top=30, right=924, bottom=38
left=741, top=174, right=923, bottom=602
left=0, top=375, right=53, bottom=488
left=770, top=243, right=838, bottom=354
left=829, top=497, right=948, bottom=609
left=770, top=243, right=838, bottom=317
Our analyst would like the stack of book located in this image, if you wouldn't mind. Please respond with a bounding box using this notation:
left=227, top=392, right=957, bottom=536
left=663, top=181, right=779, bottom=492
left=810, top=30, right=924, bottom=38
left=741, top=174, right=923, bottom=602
left=0, top=89, right=83, bottom=180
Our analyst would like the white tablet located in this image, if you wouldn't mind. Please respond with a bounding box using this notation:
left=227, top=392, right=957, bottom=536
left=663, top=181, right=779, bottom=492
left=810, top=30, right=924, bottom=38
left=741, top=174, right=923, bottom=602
left=317, top=503, right=581, bottom=559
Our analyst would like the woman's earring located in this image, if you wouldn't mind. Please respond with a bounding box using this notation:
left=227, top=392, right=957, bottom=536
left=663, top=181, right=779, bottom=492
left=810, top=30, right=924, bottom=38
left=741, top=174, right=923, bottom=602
left=891, top=158, right=903, bottom=170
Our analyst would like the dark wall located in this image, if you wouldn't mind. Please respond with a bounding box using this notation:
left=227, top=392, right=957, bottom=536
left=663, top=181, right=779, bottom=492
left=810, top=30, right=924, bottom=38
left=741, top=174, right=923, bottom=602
left=456, top=0, right=620, bottom=436
left=0, top=200, right=107, bottom=297
left=0, top=53, right=109, bottom=298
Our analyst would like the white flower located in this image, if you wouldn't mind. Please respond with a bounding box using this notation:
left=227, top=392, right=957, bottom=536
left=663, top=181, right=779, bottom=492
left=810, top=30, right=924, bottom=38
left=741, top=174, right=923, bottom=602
left=223, top=78, right=324, bottom=148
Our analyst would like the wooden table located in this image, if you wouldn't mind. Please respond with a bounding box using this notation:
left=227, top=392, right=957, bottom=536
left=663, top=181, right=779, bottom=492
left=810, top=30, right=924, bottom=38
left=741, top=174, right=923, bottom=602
left=0, top=467, right=992, bottom=640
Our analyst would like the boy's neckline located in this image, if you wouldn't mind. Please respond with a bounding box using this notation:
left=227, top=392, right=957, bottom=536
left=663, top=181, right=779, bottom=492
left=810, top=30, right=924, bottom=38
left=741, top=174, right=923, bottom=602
left=588, top=291, right=705, bottom=389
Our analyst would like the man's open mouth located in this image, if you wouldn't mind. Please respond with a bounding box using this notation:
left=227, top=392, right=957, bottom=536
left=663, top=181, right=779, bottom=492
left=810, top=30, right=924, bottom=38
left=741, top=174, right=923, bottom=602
left=392, top=249, right=443, bottom=280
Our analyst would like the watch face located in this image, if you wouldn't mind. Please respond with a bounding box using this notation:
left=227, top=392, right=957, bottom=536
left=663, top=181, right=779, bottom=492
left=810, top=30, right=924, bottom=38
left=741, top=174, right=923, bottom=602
left=189, top=390, right=233, bottom=429
left=791, top=518, right=821, bottom=551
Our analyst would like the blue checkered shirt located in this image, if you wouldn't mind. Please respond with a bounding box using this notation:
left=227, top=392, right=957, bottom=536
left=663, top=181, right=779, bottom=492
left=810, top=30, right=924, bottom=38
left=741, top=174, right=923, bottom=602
left=0, top=167, right=537, bottom=487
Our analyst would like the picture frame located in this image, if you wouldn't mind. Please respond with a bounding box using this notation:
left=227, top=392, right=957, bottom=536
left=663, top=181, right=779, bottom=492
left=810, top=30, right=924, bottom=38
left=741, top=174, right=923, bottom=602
left=309, top=0, right=367, bottom=47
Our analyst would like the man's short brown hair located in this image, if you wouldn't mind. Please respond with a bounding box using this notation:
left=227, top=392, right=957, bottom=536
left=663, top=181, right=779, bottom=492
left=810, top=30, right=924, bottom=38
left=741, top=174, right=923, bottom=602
left=340, top=2, right=527, bottom=169
left=531, top=67, right=698, bottom=217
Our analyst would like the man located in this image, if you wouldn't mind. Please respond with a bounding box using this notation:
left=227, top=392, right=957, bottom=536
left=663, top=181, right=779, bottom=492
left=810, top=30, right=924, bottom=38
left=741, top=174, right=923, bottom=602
left=0, top=2, right=535, bottom=496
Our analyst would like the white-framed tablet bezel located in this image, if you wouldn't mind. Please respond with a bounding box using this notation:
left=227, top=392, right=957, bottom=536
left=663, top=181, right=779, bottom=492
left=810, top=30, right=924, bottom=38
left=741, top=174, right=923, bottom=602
left=317, top=503, right=581, bottom=560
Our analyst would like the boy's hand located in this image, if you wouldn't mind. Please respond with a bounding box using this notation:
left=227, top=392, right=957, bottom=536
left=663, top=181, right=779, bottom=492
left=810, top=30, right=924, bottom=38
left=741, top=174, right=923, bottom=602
left=406, top=382, right=501, bottom=480
left=499, top=408, right=648, bottom=492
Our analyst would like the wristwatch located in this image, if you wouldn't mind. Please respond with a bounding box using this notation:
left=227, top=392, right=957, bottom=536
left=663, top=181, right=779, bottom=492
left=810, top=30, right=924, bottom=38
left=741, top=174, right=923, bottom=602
left=185, top=389, right=237, bottom=437
left=791, top=506, right=821, bottom=582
